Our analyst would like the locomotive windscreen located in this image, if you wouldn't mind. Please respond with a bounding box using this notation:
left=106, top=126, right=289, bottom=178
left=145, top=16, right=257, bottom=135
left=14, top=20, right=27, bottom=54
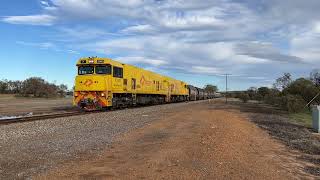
left=96, top=65, right=111, bottom=74
left=78, top=66, right=94, bottom=75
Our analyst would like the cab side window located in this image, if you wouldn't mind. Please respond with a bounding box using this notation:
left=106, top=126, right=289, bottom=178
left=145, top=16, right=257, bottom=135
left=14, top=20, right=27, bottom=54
left=113, top=66, right=123, bottom=78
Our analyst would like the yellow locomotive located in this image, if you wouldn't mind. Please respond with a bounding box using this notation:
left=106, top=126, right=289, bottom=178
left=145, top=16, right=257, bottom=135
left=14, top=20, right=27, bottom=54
left=73, top=57, right=189, bottom=110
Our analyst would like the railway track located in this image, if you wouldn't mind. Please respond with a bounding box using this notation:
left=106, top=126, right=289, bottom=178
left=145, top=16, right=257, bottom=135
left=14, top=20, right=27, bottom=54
left=0, top=111, right=90, bottom=125
left=0, top=105, right=162, bottom=125
left=0, top=100, right=211, bottom=125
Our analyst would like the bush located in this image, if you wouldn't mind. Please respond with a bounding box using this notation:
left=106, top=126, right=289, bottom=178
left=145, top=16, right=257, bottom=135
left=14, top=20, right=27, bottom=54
left=264, top=94, right=305, bottom=113
left=244, top=72, right=319, bottom=113
left=255, top=94, right=263, bottom=101
left=16, top=77, right=68, bottom=98
left=239, top=93, right=250, bottom=103
left=285, top=95, right=306, bottom=113
left=0, top=80, right=9, bottom=93
left=263, top=89, right=280, bottom=105
left=283, top=78, right=320, bottom=105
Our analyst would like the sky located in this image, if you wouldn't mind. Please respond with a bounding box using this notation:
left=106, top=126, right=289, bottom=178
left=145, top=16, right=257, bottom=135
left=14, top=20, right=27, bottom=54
left=0, top=0, right=319, bottom=91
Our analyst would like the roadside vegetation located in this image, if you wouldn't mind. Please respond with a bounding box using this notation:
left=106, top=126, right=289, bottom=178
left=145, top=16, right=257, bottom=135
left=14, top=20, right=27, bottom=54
left=233, top=69, right=320, bottom=126
left=289, top=111, right=312, bottom=128
left=0, top=77, right=71, bottom=98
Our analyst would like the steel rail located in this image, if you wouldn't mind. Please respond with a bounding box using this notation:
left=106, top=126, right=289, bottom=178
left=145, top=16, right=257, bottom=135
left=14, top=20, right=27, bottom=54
left=0, top=111, right=93, bottom=125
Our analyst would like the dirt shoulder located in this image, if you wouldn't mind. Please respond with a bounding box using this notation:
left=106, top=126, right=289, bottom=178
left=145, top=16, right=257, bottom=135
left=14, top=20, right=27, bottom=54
left=0, top=94, right=74, bottom=117
left=39, top=101, right=298, bottom=179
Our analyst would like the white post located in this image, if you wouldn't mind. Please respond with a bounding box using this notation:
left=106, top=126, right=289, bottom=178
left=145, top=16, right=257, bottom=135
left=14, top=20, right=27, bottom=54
left=312, top=106, right=320, bottom=133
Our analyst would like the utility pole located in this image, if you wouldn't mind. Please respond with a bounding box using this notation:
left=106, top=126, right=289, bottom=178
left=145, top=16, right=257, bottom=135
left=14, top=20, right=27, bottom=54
left=225, top=74, right=231, bottom=103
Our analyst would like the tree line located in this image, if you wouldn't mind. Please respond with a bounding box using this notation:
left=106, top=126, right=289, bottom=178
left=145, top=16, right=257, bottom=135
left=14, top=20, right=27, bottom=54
left=0, top=77, right=71, bottom=98
left=204, top=84, right=218, bottom=93
left=236, top=69, right=320, bottom=113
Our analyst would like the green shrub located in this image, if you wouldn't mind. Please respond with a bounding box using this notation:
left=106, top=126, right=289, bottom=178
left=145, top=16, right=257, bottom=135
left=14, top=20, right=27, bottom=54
left=264, top=94, right=280, bottom=105
left=239, top=93, right=250, bottom=103
left=283, top=78, right=320, bottom=104
left=285, top=94, right=306, bottom=113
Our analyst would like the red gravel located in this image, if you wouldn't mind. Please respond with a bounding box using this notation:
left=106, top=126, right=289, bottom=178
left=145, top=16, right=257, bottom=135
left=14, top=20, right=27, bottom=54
left=39, top=101, right=301, bottom=179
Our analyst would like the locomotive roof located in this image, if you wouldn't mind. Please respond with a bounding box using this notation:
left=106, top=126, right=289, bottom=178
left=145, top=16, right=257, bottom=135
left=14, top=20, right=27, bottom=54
left=77, top=57, right=123, bottom=67
left=77, top=57, right=188, bottom=85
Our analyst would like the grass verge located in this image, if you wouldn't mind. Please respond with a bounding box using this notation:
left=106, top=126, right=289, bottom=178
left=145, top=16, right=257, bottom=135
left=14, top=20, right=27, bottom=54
left=289, top=110, right=312, bottom=128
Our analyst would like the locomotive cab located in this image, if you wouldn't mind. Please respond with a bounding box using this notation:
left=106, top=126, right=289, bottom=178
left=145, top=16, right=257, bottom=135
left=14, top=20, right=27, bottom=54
left=76, top=65, right=110, bottom=91
left=74, top=58, right=121, bottom=110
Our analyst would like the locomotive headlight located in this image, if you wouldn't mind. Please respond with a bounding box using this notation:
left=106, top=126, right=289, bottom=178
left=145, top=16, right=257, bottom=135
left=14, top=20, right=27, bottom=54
left=74, top=92, right=79, bottom=97
left=101, top=92, right=105, bottom=97
left=89, top=59, right=94, bottom=63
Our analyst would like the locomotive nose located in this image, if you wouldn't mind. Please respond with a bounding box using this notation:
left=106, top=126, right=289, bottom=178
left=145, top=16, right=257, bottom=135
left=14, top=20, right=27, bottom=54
left=75, top=76, right=106, bottom=91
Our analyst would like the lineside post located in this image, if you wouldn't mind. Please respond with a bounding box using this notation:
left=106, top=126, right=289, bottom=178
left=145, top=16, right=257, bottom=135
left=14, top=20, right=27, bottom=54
left=312, top=106, right=320, bottom=133
left=225, top=74, right=231, bottom=104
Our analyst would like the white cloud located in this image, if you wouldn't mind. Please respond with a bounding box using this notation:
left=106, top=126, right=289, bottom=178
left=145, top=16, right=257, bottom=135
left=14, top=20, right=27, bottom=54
left=156, top=12, right=225, bottom=30
left=54, top=27, right=119, bottom=41
left=233, top=55, right=269, bottom=64
left=290, top=22, right=320, bottom=63
left=40, top=0, right=50, bottom=7
left=314, top=22, right=320, bottom=33
left=48, top=0, right=146, bottom=19
left=116, top=56, right=168, bottom=66
left=122, top=25, right=156, bottom=34
left=16, top=41, right=56, bottom=49
left=16, top=41, right=78, bottom=54
left=2, top=14, right=56, bottom=26
left=246, top=76, right=268, bottom=80
left=67, top=49, right=79, bottom=54
left=236, top=41, right=303, bottom=63
left=190, top=66, right=222, bottom=74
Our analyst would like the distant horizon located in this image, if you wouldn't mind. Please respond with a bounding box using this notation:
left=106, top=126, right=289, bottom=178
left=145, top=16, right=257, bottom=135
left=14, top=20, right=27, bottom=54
left=1, top=68, right=315, bottom=92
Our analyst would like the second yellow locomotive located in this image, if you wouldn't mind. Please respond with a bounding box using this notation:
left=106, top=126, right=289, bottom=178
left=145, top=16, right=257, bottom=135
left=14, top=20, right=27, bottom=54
left=74, top=57, right=189, bottom=110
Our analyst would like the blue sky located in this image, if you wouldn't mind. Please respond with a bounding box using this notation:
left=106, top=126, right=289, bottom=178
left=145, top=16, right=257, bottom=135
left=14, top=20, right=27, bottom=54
left=1, top=0, right=320, bottom=91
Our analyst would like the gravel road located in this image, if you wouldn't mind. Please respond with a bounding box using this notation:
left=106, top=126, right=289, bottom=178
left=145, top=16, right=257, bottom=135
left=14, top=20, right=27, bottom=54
left=40, top=101, right=297, bottom=179
left=0, top=101, right=201, bottom=179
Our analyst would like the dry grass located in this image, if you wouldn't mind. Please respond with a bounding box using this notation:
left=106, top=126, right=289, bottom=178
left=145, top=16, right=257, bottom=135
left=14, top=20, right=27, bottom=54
left=0, top=94, right=74, bottom=116
left=289, top=111, right=312, bottom=128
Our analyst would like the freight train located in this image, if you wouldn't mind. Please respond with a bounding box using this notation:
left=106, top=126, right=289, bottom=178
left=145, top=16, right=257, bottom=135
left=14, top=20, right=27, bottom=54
left=73, top=57, right=214, bottom=110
